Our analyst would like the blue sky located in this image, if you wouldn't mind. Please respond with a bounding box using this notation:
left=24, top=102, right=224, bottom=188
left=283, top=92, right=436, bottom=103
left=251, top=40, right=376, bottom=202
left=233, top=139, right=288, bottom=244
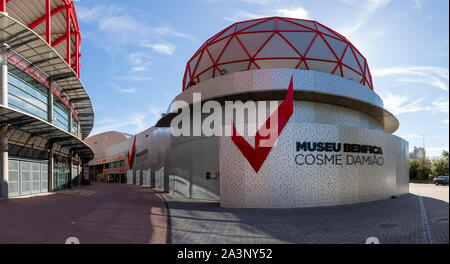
left=75, top=0, right=449, bottom=157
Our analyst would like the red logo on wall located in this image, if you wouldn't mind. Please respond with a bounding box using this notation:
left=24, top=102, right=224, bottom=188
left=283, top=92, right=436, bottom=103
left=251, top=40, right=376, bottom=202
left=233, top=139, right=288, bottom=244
left=231, top=76, right=294, bottom=173
left=127, top=135, right=136, bottom=170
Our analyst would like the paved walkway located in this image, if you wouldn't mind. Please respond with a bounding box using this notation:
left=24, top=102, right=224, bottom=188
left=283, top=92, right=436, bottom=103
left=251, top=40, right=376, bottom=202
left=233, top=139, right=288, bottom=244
left=0, top=183, right=168, bottom=244
left=164, top=185, right=449, bottom=244
left=410, top=183, right=449, bottom=203
left=1, top=183, right=447, bottom=244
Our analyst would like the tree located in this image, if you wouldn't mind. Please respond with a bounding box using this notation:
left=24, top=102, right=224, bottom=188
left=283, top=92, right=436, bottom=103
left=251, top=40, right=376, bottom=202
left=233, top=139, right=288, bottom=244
left=417, top=158, right=432, bottom=179
left=409, top=159, right=420, bottom=179
left=410, top=158, right=432, bottom=180
left=431, top=151, right=449, bottom=177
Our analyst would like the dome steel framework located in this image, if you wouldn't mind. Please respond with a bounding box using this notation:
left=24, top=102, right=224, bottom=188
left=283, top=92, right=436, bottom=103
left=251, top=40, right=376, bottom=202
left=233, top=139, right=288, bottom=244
left=183, top=17, right=373, bottom=91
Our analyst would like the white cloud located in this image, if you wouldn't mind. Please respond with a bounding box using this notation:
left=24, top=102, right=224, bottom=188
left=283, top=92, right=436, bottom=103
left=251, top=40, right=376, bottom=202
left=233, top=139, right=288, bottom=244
left=76, top=4, right=191, bottom=56
left=155, top=26, right=197, bottom=41
left=431, top=97, right=449, bottom=113
left=443, top=119, right=449, bottom=124
left=92, top=106, right=164, bottom=135
left=128, top=52, right=152, bottom=72
left=114, top=75, right=154, bottom=82
left=425, top=147, right=449, bottom=158
left=381, top=92, right=425, bottom=114
left=275, top=7, right=309, bottom=19
left=115, top=87, right=136, bottom=94
left=372, top=66, right=449, bottom=91
left=339, top=0, right=391, bottom=36
left=381, top=92, right=449, bottom=115
left=224, top=6, right=308, bottom=22
left=144, top=43, right=176, bottom=55
left=413, top=0, right=422, bottom=9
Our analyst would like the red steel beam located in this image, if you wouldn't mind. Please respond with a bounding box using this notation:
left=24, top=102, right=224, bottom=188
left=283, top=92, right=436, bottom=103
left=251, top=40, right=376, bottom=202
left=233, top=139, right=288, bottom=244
left=28, top=5, right=66, bottom=29
left=51, top=33, right=67, bottom=47
left=45, top=0, right=51, bottom=44
left=0, top=0, right=6, bottom=12
left=75, top=31, right=79, bottom=75
left=65, top=4, right=71, bottom=65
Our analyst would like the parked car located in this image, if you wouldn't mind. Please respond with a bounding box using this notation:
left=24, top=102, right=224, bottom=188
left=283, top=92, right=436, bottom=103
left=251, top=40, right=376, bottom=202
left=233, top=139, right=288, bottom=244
left=432, top=176, right=449, bottom=185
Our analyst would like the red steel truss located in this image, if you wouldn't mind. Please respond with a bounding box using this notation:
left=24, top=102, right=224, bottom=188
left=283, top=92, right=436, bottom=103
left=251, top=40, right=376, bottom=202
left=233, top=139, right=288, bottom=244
left=183, top=17, right=373, bottom=91
left=2, top=0, right=82, bottom=77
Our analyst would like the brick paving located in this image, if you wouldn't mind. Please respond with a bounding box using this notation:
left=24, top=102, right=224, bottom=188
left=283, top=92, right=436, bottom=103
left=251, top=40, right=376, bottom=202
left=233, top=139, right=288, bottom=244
left=0, top=183, right=168, bottom=244
left=165, top=185, right=449, bottom=244
left=1, top=183, right=447, bottom=244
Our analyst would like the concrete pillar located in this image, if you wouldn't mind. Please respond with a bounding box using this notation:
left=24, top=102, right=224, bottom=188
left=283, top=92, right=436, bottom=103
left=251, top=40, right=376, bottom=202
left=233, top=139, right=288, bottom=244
left=0, top=45, right=8, bottom=198
left=48, top=144, right=54, bottom=192
left=47, top=80, right=53, bottom=123
left=68, top=155, right=72, bottom=189
left=78, top=161, right=81, bottom=186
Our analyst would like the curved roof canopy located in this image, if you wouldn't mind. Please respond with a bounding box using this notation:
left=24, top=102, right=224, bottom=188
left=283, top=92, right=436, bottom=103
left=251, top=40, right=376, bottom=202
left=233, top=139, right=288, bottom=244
left=0, top=11, right=93, bottom=138
left=183, top=17, right=373, bottom=91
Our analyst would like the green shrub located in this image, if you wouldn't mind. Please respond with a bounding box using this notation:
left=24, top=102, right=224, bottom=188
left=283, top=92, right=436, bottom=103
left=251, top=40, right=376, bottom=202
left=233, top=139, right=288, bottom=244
left=410, top=158, right=432, bottom=180
left=431, top=151, right=449, bottom=177
left=409, top=158, right=420, bottom=179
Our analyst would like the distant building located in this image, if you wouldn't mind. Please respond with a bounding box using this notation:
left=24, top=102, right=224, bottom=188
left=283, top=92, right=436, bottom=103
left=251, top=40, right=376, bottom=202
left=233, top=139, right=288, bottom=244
left=410, top=146, right=426, bottom=159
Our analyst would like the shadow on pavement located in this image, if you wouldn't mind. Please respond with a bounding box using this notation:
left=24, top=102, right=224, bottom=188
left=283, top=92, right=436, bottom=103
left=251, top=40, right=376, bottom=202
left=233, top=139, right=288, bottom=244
left=164, top=193, right=449, bottom=244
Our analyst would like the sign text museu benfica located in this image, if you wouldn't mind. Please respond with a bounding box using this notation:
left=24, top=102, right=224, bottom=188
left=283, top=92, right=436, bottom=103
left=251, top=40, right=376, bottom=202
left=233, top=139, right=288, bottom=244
left=295, top=141, right=384, bottom=166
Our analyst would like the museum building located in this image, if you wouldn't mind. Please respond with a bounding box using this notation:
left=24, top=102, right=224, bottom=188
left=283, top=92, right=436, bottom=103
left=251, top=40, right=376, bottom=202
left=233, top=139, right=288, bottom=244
left=0, top=0, right=94, bottom=198
left=86, top=17, right=409, bottom=208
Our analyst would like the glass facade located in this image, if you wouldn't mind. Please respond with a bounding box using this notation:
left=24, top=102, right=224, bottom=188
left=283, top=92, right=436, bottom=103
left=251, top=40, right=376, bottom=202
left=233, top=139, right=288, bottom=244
left=8, top=72, right=48, bottom=120
left=72, top=119, right=78, bottom=135
left=7, top=64, right=80, bottom=135
left=54, top=161, right=70, bottom=191
left=53, top=97, right=69, bottom=132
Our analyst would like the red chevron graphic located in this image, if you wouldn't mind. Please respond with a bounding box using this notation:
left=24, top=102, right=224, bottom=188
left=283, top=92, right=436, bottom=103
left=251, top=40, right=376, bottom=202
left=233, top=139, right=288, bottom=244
left=127, top=135, right=136, bottom=170
left=231, top=76, right=294, bottom=173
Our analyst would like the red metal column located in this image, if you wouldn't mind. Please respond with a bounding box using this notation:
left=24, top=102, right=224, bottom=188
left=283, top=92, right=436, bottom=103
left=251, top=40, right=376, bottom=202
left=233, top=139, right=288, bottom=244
left=65, top=4, right=71, bottom=65
left=75, top=32, right=79, bottom=76
left=0, top=0, right=6, bottom=12
left=45, top=0, right=51, bottom=44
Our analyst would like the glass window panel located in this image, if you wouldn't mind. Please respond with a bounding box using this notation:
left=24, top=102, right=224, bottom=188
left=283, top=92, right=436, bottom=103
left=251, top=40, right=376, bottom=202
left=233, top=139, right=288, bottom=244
left=218, top=36, right=250, bottom=63
left=198, top=67, right=214, bottom=82
left=305, top=60, right=337, bottom=74
left=279, top=32, right=316, bottom=56
left=305, top=34, right=337, bottom=61
left=242, top=18, right=275, bottom=32
left=322, top=35, right=348, bottom=60
left=317, top=24, right=339, bottom=38
left=276, top=19, right=308, bottom=31
left=342, top=65, right=364, bottom=82
left=216, top=61, right=248, bottom=76
left=207, top=36, right=231, bottom=63
left=235, top=19, right=265, bottom=32
left=193, top=50, right=214, bottom=76
left=237, top=32, right=272, bottom=58
left=8, top=73, right=48, bottom=120
left=286, top=19, right=317, bottom=30
left=255, top=33, right=299, bottom=58
left=341, top=48, right=361, bottom=73
left=255, top=59, right=300, bottom=69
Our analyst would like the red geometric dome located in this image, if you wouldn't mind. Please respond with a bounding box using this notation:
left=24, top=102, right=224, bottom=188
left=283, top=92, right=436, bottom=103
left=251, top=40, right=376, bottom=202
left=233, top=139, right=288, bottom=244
left=183, top=17, right=373, bottom=91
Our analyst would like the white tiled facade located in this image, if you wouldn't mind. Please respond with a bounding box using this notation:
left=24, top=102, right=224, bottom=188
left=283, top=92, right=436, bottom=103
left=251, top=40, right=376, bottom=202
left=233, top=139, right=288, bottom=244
left=117, top=69, right=408, bottom=208
left=214, top=69, right=407, bottom=208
